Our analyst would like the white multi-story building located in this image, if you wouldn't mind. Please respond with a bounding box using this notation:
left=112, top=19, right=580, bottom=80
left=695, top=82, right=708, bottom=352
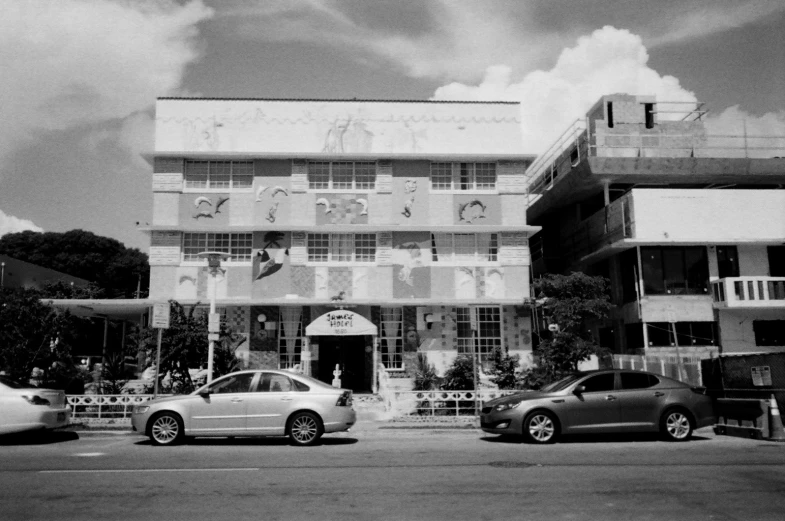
left=526, top=94, right=785, bottom=355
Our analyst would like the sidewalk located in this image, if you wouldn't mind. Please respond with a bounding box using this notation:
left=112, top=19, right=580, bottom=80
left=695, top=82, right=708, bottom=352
left=62, top=417, right=481, bottom=436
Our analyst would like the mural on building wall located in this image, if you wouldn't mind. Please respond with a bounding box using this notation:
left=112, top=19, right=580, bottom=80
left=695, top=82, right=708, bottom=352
left=254, top=232, right=289, bottom=280
left=392, top=232, right=431, bottom=298
left=402, top=179, right=417, bottom=218
left=255, top=185, right=289, bottom=223
left=458, top=200, right=487, bottom=223
left=187, top=194, right=231, bottom=223
left=315, top=194, right=369, bottom=225
left=322, top=116, right=374, bottom=153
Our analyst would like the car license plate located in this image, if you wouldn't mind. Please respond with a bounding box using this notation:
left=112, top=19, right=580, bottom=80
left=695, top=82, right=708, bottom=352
left=57, top=412, right=66, bottom=421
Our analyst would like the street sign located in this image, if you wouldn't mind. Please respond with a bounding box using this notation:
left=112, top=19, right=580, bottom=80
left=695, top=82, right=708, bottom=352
left=208, top=313, right=221, bottom=333
left=152, top=303, right=170, bottom=329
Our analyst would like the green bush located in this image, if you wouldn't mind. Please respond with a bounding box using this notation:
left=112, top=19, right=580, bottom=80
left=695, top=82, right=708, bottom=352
left=413, top=353, right=440, bottom=391
left=488, top=347, right=520, bottom=390
left=441, top=355, right=478, bottom=391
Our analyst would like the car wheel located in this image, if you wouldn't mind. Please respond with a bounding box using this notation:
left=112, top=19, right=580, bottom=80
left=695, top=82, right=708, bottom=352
left=149, top=412, right=184, bottom=446
left=661, top=408, right=693, bottom=442
left=523, top=410, right=559, bottom=444
left=288, top=412, right=323, bottom=446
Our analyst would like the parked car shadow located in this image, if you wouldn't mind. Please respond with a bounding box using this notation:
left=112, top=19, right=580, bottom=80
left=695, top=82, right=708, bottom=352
left=0, top=429, right=80, bottom=445
left=481, top=432, right=712, bottom=444
left=133, top=436, right=359, bottom=447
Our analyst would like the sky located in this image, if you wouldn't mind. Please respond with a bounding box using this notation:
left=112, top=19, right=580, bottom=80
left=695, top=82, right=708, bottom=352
left=1, top=0, right=784, bottom=252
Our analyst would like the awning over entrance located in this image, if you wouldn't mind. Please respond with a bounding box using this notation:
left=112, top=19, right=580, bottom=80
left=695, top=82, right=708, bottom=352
left=305, top=309, right=378, bottom=336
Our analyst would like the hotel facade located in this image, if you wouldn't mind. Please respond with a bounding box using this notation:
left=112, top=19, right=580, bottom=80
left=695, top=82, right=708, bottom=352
left=144, top=98, right=539, bottom=393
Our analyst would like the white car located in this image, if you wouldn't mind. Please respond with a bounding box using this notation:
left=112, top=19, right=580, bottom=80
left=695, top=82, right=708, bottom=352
left=131, top=370, right=356, bottom=446
left=0, top=375, right=71, bottom=435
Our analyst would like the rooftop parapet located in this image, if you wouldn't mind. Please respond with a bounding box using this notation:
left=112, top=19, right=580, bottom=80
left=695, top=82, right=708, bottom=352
left=525, top=94, right=785, bottom=202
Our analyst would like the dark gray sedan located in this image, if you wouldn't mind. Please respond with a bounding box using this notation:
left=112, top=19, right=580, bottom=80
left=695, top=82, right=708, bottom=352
left=480, top=369, right=715, bottom=443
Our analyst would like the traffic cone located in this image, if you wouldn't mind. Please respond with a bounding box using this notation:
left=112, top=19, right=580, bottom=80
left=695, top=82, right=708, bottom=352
left=769, top=394, right=785, bottom=442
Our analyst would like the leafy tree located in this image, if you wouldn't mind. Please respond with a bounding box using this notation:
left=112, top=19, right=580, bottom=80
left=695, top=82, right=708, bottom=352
left=524, top=272, right=612, bottom=387
left=137, top=301, right=245, bottom=394
left=440, top=355, right=478, bottom=391
left=38, top=280, right=104, bottom=299
left=0, top=287, right=84, bottom=383
left=413, top=353, right=440, bottom=391
left=488, top=346, right=520, bottom=390
left=0, top=229, right=149, bottom=298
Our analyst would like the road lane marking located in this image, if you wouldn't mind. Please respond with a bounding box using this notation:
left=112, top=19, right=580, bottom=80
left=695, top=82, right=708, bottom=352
left=40, top=468, right=261, bottom=474
left=72, top=453, right=106, bottom=457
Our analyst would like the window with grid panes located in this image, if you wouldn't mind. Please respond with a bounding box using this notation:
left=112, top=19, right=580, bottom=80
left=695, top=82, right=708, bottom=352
left=278, top=309, right=304, bottom=368
left=182, top=233, right=253, bottom=262
left=455, top=307, right=502, bottom=363
left=307, top=161, right=376, bottom=190
left=430, top=162, right=496, bottom=190
left=184, top=160, right=253, bottom=190
left=431, top=233, right=498, bottom=263
left=307, top=233, right=376, bottom=263
left=380, top=307, right=403, bottom=369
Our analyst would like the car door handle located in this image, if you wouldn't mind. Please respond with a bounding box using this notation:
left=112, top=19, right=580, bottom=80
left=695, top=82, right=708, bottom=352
left=281, top=397, right=293, bottom=401
left=653, top=392, right=665, bottom=397
left=230, top=398, right=243, bottom=403
left=605, top=395, right=617, bottom=401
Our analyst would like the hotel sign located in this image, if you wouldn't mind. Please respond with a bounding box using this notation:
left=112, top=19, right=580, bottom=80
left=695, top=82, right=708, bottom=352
left=305, top=310, right=378, bottom=336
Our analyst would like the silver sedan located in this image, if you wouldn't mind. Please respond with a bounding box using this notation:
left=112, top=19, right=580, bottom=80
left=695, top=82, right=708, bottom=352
left=131, top=370, right=356, bottom=446
left=481, top=369, right=716, bottom=443
left=0, top=375, right=71, bottom=435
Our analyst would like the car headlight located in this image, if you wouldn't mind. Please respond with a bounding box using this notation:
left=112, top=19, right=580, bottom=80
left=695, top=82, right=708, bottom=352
left=133, top=405, right=150, bottom=414
left=495, top=402, right=521, bottom=411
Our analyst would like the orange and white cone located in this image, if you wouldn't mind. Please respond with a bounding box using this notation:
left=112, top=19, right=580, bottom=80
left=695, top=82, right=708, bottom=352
left=769, top=394, right=785, bottom=442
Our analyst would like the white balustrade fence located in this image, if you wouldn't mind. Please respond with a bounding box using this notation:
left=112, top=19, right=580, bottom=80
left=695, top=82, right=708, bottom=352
left=389, top=389, right=520, bottom=418
left=67, top=394, right=168, bottom=420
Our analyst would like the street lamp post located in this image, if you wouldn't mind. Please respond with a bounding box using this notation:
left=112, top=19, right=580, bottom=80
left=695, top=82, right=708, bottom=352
left=197, top=251, right=231, bottom=384
left=1, top=262, right=5, bottom=287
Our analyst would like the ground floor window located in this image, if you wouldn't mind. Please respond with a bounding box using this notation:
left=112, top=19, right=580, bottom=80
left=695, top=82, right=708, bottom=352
left=646, top=322, right=717, bottom=347
left=279, top=307, right=304, bottom=368
left=380, top=307, right=403, bottom=369
left=455, top=306, right=502, bottom=363
left=753, top=320, right=785, bottom=346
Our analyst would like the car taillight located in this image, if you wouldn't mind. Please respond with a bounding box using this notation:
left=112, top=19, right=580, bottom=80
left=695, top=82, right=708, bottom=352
left=336, top=391, right=352, bottom=407
left=690, top=386, right=707, bottom=395
left=21, top=395, right=51, bottom=406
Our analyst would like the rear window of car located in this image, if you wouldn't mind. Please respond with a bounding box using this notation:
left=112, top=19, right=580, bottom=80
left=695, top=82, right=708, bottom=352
left=293, top=379, right=310, bottom=392
left=621, top=372, right=659, bottom=390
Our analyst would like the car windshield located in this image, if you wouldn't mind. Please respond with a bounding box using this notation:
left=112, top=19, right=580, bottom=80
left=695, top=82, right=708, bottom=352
left=0, top=375, right=27, bottom=389
left=540, top=373, right=586, bottom=393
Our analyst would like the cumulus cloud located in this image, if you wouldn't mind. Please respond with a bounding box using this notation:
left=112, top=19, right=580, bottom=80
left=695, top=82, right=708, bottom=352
left=704, top=106, right=785, bottom=158
left=0, top=0, right=213, bottom=163
left=433, top=27, right=699, bottom=153
left=0, top=210, right=44, bottom=237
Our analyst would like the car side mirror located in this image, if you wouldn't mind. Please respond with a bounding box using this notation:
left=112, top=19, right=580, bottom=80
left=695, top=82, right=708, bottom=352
left=573, top=385, right=586, bottom=395
left=198, top=390, right=211, bottom=398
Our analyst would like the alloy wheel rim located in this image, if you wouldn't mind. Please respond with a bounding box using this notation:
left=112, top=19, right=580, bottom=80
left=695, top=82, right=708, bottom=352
left=152, top=416, right=178, bottom=443
left=529, top=415, right=554, bottom=441
left=292, top=417, right=317, bottom=443
left=666, top=413, right=690, bottom=439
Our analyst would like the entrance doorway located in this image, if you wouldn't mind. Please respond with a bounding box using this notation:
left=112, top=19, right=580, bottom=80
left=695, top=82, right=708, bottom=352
left=316, top=335, right=372, bottom=393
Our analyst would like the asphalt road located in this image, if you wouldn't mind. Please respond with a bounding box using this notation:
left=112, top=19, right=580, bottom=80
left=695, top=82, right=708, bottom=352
left=1, top=426, right=784, bottom=521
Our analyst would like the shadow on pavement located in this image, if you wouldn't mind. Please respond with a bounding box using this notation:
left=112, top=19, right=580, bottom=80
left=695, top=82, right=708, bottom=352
left=0, top=430, right=80, bottom=446
left=133, top=436, right=359, bottom=447
left=480, top=432, right=712, bottom=444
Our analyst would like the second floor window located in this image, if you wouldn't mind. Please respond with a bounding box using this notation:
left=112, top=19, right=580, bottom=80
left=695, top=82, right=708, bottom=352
left=308, top=161, right=376, bottom=190
left=641, top=246, right=709, bottom=295
left=430, top=162, right=496, bottom=191
left=182, top=233, right=253, bottom=262
left=184, top=161, right=254, bottom=190
left=307, top=233, right=376, bottom=263
left=431, top=233, right=498, bottom=263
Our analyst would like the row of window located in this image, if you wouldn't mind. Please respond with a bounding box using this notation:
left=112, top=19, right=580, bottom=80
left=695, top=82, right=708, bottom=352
left=623, top=320, right=785, bottom=348
left=180, top=161, right=499, bottom=191
left=182, top=233, right=500, bottom=264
